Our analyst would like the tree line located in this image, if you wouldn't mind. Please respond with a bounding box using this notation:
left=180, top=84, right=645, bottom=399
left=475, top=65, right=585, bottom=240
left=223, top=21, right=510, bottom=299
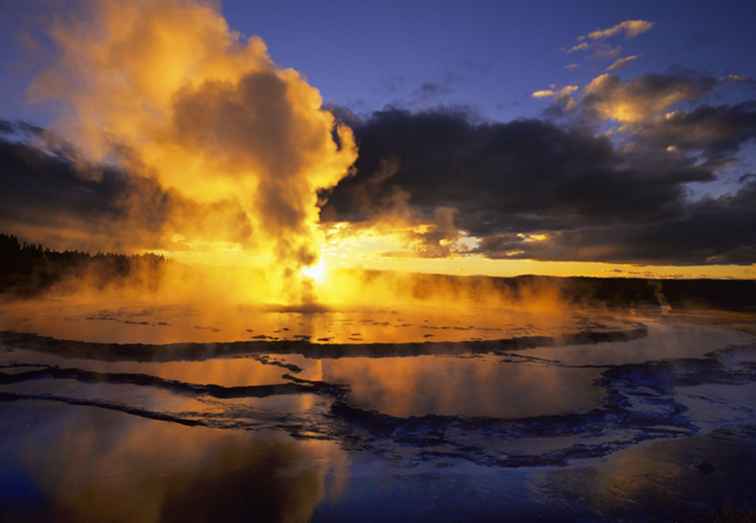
left=0, top=233, right=166, bottom=298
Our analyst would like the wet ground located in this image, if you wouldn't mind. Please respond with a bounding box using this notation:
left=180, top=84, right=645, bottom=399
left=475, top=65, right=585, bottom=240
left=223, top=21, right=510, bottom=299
left=1, top=302, right=755, bottom=522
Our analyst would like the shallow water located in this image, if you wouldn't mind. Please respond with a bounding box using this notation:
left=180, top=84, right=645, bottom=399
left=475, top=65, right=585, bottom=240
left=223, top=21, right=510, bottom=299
left=0, top=299, right=638, bottom=344
left=1, top=302, right=756, bottom=521
left=321, top=355, right=605, bottom=418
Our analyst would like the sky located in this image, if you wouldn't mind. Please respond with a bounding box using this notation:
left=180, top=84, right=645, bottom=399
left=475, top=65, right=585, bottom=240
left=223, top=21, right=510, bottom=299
left=4, top=1, right=756, bottom=122
left=223, top=1, right=756, bottom=118
left=1, top=0, right=755, bottom=279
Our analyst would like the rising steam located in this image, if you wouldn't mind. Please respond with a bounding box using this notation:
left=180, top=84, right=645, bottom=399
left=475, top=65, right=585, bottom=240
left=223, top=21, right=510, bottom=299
left=29, top=0, right=356, bottom=303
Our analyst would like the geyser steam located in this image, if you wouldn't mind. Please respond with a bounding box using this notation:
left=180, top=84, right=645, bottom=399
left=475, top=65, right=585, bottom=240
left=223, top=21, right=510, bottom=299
left=29, top=0, right=357, bottom=303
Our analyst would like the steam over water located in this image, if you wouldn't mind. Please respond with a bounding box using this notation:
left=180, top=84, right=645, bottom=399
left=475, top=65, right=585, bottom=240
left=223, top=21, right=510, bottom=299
left=0, top=299, right=640, bottom=344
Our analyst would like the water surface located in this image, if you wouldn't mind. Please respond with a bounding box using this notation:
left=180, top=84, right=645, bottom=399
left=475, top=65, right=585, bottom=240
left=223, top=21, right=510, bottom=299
left=1, top=301, right=755, bottom=521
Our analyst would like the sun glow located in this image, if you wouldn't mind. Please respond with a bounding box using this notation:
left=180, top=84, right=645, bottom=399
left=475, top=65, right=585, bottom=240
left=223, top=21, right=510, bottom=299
left=301, top=258, right=328, bottom=285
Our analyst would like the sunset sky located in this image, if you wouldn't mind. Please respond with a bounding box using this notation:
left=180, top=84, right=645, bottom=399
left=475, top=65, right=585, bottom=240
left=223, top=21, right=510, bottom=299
left=1, top=0, right=755, bottom=279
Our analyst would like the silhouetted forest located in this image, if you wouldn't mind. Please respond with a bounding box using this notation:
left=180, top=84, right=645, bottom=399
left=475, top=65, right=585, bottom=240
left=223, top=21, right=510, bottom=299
left=0, top=233, right=165, bottom=298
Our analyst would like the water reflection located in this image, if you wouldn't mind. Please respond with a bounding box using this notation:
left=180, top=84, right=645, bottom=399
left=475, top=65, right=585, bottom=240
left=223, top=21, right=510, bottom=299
left=0, top=401, right=348, bottom=523
left=534, top=426, right=756, bottom=521
left=0, top=348, right=324, bottom=387
left=522, top=319, right=753, bottom=366
left=322, top=355, right=604, bottom=418
left=0, top=299, right=631, bottom=344
left=5, top=400, right=755, bottom=522
left=1, top=302, right=756, bottom=521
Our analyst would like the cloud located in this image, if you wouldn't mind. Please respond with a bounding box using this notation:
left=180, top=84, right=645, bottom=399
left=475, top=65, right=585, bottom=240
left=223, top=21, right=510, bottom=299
left=606, top=55, right=640, bottom=72
left=724, top=73, right=756, bottom=87
left=408, top=206, right=465, bottom=258
left=476, top=180, right=756, bottom=265
left=531, top=85, right=579, bottom=99
left=634, top=101, right=756, bottom=166
left=323, top=67, right=756, bottom=266
left=531, top=84, right=579, bottom=113
left=319, top=107, right=756, bottom=265
left=0, top=122, right=252, bottom=252
left=567, top=42, right=590, bottom=54
left=567, top=20, right=652, bottom=59
left=6, top=95, right=755, bottom=267
left=581, top=19, right=654, bottom=41
left=5, top=1, right=752, bottom=271
left=578, top=71, right=717, bottom=124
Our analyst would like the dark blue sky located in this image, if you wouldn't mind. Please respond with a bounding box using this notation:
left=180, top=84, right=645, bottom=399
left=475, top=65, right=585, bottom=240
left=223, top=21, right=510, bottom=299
left=222, top=0, right=756, bottom=119
left=2, top=0, right=755, bottom=125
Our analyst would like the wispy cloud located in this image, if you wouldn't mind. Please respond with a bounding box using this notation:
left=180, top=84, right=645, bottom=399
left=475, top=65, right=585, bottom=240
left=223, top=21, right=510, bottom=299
left=567, top=19, right=653, bottom=58
left=531, top=84, right=579, bottom=99
left=606, top=55, right=640, bottom=72
left=581, top=19, right=654, bottom=41
left=567, top=42, right=590, bottom=54
left=531, top=84, right=580, bottom=114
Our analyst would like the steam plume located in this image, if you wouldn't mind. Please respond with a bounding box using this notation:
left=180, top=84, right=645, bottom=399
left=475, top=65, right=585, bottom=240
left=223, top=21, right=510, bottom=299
left=29, top=0, right=357, bottom=303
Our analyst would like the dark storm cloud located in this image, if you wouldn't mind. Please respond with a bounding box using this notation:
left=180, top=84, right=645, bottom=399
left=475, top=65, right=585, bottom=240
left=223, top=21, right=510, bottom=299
left=322, top=106, right=756, bottom=265
left=0, top=121, right=252, bottom=251
left=635, top=101, right=756, bottom=166
left=323, top=108, right=709, bottom=230
left=478, top=180, right=756, bottom=265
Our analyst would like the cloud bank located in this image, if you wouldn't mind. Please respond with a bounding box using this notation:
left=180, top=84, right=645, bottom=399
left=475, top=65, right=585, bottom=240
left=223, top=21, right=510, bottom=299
left=322, top=87, right=756, bottom=265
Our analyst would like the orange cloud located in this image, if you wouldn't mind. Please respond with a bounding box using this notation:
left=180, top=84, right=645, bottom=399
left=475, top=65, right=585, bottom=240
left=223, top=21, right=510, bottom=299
left=606, top=55, right=640, bottom=72
left=582, top=19, right=654, bottom=41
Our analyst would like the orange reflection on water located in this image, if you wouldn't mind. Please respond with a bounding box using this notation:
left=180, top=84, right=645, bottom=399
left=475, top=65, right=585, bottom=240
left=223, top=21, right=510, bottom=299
left=322, top=355, right=604, bottom=418
left=2, top=403, right=348, bottom=523
left=0, top=299, right=611, bottom=345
